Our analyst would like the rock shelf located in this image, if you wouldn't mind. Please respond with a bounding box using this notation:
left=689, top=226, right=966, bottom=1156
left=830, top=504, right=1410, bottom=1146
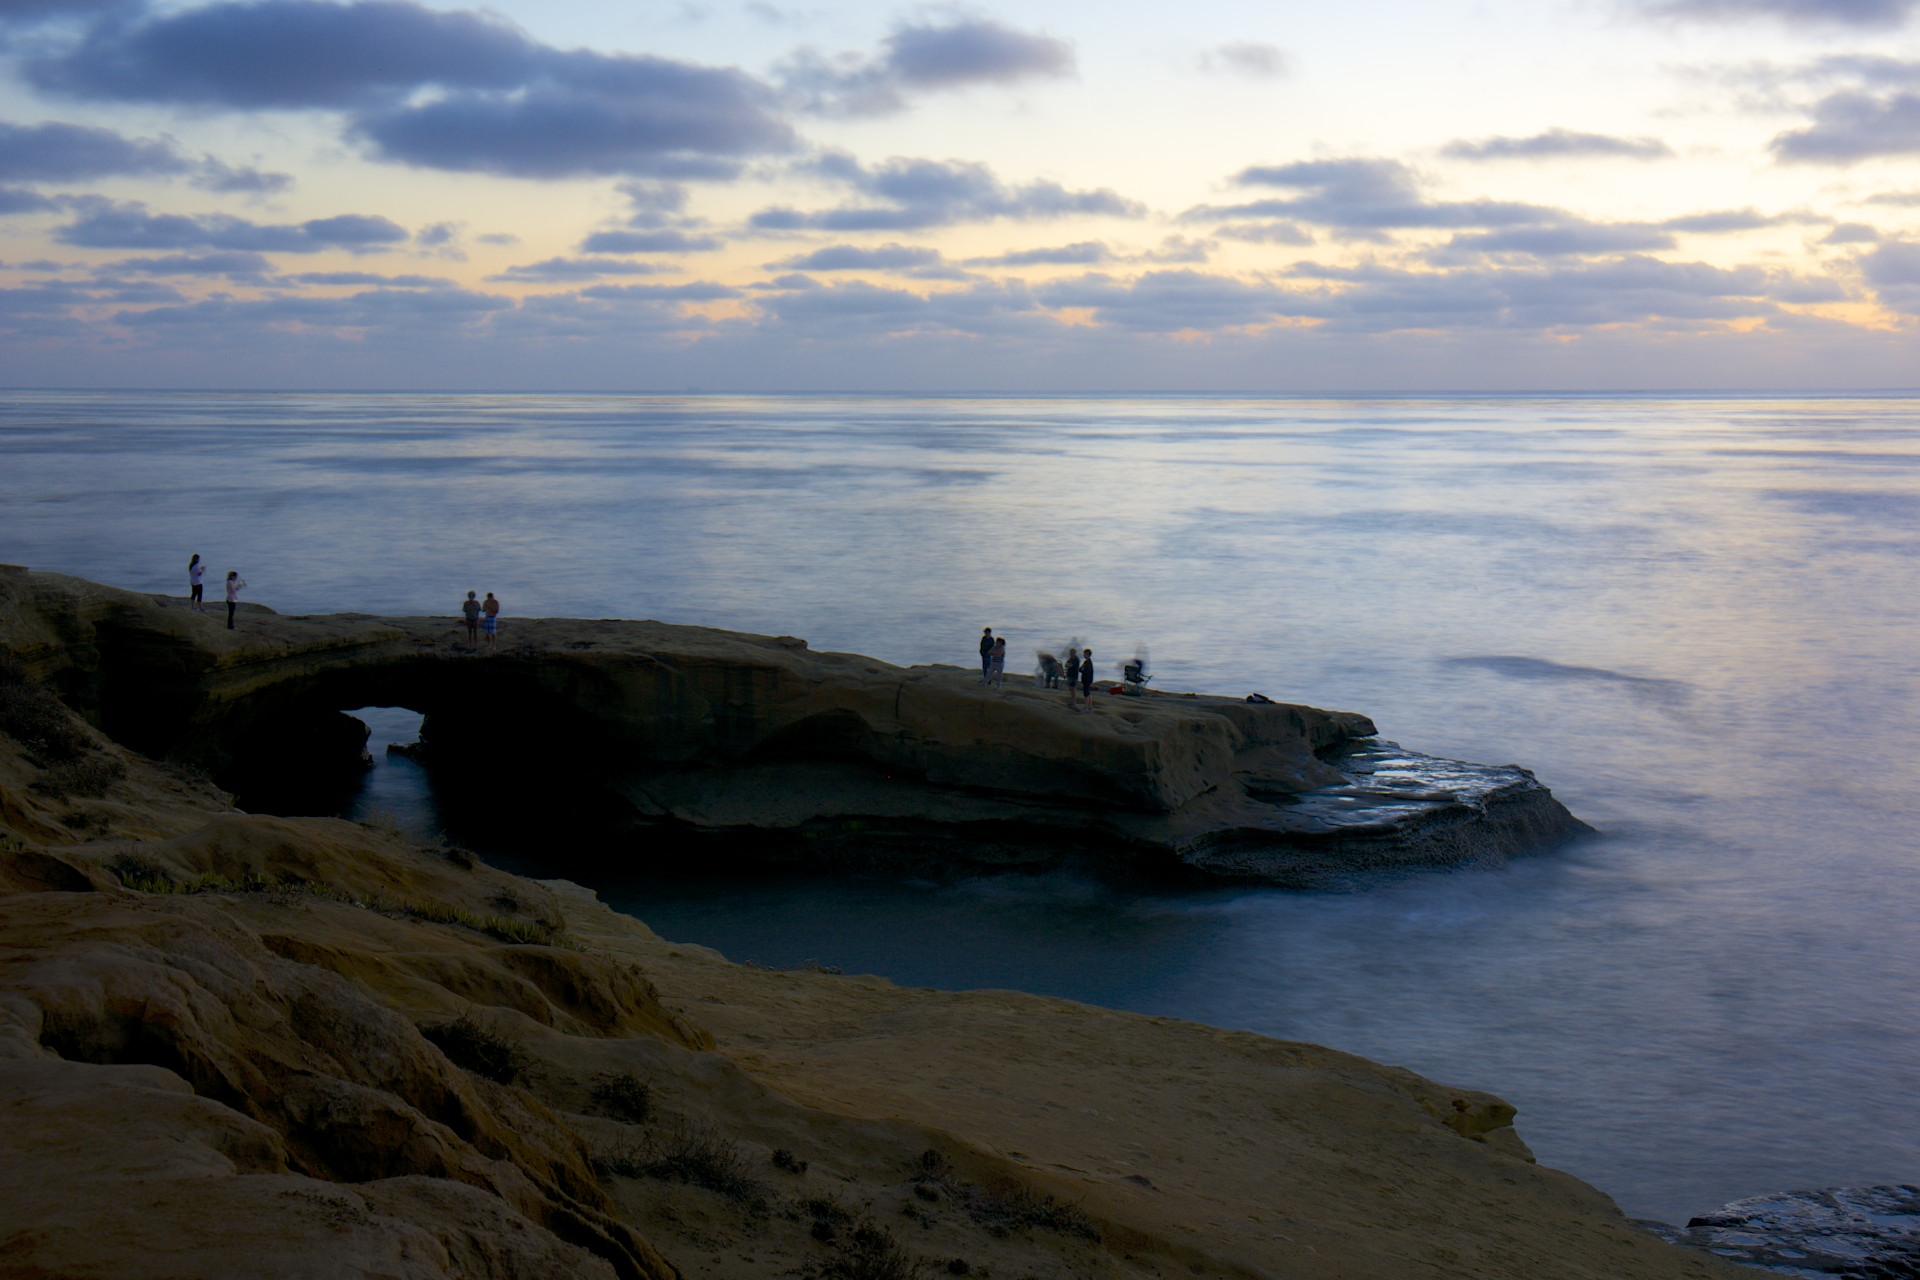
left=0, top=566, right=1588, bottom=883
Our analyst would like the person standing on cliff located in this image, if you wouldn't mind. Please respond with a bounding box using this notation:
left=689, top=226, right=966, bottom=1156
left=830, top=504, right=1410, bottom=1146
left=188, top=554, right=206, bottom=612
left=224, top=570, right=246, bottom=630
left=978, top=627, right=994, bottom=683
left=461, top=591, right=480, bottom=645
left=989, top=635, right=1007, bottom=688
left=1065, top=648, right=1082, bottom=709
left=1080, top=646, right=1096, bottom=702
left=482, top=592, right=500, bottom=649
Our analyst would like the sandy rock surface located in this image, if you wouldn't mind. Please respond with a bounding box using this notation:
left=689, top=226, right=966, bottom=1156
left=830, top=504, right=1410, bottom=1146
left=0, top=596, right=1741, bottom=1279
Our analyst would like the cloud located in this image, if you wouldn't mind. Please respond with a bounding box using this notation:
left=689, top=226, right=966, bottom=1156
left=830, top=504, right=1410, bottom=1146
left=967, top=241, right=1113, bottom=267
left=1633, top=0, right=1918, bottom=25
left=1442, top=129, right=1674, bottom=161
left=1444, top=222, right=1678, bottom=256
left=1213, top=221, right=1314, bottom=245
left=0, top=186, right=58, bottom=215
left=1197, top=42, right=1290, bottom=79
left=1306, top=256, right=1804, bottom=330
left=618, top=180, right=692, bottom=226
left=27, top=0, right=797, bottom=179
left=751, top=278, right=1044, bottom=337
left=0, top=121, right=295, bottom=199
left=488, top=257, right=675, bottom=282
left=0, top=0, right=136, bottom=28
left=108, top=250, right=276, bottom=276
left=1038, top=269, right=1301, bottom=332
left=352, top=51, right=795, bottom=178
left=1824, top=221, right=1880, bottom=243
left=885, top=19, right=1071, bottom=89
left=1861, top=239, right=1920, bottom=312
left=579, top=228, right=721, bottom=254
left=752, top=153, right=1141, bottom=231
left=1660, top=208, right=1802, bottom=232
left=575, top=281, right=741, bottom=302
left=1018, top=254, right=1819, bottom=338
left=191, top=158, right=294, bottom=195
left=288, top=271, right=452, bottom=286
left=1862, top=239, right=1920, bottom=282
left=56, top=199, right=409, bottom=253
left=0, top=121, right=190, bottom=181
left=1772, top=89, right=1920, bottom=162
left=777, top=17, right=1073, bottom=116
left=28, top=0, right=535, bottom=108
left=770, top=243, right=944, bottom=270
left=115, top=286, right=514, bottom=333
left=1189, top=158, right=1558, bottom=233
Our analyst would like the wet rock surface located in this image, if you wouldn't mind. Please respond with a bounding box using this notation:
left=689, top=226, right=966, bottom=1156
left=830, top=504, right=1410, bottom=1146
left=1645, top=1185, right=1920, bottom=1278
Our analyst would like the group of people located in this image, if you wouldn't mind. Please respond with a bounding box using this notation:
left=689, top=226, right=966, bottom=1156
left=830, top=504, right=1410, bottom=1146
left=187, top=555, right=503, bottom=649
left=186, top=554, right=246, bottom=630
left=461, top=590, right=501, bottom=648
left=979, top=627, right=1099, bottom=710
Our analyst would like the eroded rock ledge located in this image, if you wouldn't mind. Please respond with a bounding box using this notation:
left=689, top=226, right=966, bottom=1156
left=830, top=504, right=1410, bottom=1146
left=0, top=566, right=1588, bottom=883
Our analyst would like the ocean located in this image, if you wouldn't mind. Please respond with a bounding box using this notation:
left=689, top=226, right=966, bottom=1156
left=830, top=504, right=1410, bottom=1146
left=5, top=388, right=1917, bottom=1224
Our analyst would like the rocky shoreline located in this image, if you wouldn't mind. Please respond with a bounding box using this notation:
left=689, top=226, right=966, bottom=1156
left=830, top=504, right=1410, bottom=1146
left=0, top=567, right=1744, bottom=1279
left=0, top=566, right=1589, bottom=885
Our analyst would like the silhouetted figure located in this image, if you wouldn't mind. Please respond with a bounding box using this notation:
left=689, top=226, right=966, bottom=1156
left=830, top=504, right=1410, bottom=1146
left=1065, top=648, right=1082, bottom=709
left=462, top=590, right=480, bottom=643
left=978, top=627, right=994, bottom=683
left=224, top=571, right=245, bottom=630
left=1080, top=646, right=1095, bottom=700
left=989, top=636, right=1007, bottom=687
left=1038, top=650, right=1061, bottom=688
left=188, top=554, right=205, bottom=612
left=482, top=592, right=500, bottom=648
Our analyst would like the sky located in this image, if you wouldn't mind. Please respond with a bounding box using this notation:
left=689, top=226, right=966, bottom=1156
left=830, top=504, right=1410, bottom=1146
left=2, top=0, right=1919, bottom=390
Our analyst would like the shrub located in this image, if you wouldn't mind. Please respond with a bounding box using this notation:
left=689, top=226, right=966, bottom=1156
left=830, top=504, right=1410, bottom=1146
left=772, top=1147, right=809, bottom=1174
left=813, top=1220, right=926, bottom=1280
left=420, top=1014, right=520, bottom=1084
left=35, top=755, right=125, bottom=799
left=908, top=1150, right=1097, bottom=1241
left=597, top=1117, right=763, bottom=1208
left=645, top=1118, right=761, bottom=1203
left=59, top=808, right=110, bottom=838
left=589, top=1071, right=652, bottom=1124
left=107, top=852, right=174, bottom=892
left=0, top=657, right=90, bottom=764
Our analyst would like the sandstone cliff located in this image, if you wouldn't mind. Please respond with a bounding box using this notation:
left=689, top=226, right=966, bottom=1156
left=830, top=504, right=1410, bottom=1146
left=0, top=570, right=1736, bottom=1279
left=0, top=567, right=1587, bottom=884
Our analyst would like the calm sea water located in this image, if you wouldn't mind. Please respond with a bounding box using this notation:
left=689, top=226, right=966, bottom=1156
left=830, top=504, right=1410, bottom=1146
left=6, top=389, right=1918, bottom=1224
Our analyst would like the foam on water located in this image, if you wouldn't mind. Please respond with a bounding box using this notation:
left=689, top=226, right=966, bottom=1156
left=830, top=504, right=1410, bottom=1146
left=7, top=389, right=1920, bottom=1223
